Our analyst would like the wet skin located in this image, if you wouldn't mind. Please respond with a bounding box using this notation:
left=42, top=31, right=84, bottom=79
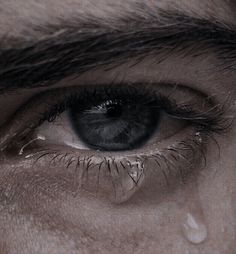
left=0, top=1, right=236, bottom=253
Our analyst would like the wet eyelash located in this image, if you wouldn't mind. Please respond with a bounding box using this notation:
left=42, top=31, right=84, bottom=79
left=2, top=85, right=229, bottom=156
left=19, top=131, right=209, bottom=198
left=0, top=84, right=228, bottom=152
left=0, top=84, right=230, bottom=198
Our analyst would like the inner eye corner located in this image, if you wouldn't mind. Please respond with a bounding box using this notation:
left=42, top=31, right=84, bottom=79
left=4, top=82, right=219, bottom=159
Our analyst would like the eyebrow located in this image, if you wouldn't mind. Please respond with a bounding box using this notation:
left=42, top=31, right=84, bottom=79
left=0, top=10, right=236, bottom=92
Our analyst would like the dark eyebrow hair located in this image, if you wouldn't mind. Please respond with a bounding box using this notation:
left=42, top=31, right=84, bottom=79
left=0, top=11, right=236, bottom=92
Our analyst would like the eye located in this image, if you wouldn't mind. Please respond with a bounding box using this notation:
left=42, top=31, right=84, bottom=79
left=1, top=83, right=226, bottom=203
left=35, top=85, right=186, bottom=152
left=68, top=97, right=160, bottom=151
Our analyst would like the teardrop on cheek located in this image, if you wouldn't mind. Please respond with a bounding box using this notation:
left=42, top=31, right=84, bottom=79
left=182, top=212, right=208, bottom=244
left=180, top=179, right=208, bottom=245
left=110, top=159, right=146, bottom=204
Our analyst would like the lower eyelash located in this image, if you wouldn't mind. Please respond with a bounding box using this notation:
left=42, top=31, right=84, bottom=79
left=0, top=88, right=230, bottom=203
left=15, top=130, right=208, bottom=199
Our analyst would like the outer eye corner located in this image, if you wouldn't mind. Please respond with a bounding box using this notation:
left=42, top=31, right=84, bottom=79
left=1, top=82, right=224, bottom=203
left=32, top=84, right=195, bottom=153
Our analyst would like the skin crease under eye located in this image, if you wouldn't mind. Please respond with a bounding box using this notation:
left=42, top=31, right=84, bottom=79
left=0, top=1, right=236, bottom=254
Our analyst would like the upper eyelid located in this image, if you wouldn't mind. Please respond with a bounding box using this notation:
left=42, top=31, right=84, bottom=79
left=0, top=83, right=228, bottom=154
left=0, top=84, right=180, bottom=150
left=0, top=82, right=228, bottom=201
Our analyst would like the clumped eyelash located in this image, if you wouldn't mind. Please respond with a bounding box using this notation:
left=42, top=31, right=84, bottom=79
left=167, top=103, right=231, bottom=134
left=3, top=85, right=229, bottom=156
left=20, top=131, right=208, bottom=198
left=0, top=84, right=231, bottom=200
left=20, top=105, right=228, bottom=195
left=0, top=84, right=228, bottom=155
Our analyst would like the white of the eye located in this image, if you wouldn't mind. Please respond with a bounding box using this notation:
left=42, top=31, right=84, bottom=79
left=35, top=108, right=185, bottom=151
left=36, top=112, right=90, bottom=150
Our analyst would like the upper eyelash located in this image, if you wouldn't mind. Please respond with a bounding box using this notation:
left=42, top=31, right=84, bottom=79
left=41, top=87, right=229, bottom=135
left=167, top=103, right=231, bottom=134
left=0, top=84, right=229, bottom=156
left=0, top=85, right=230, bottom=201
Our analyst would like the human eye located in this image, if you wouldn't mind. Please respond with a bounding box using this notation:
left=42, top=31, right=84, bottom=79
left=0, top=82, right=226, bottom=203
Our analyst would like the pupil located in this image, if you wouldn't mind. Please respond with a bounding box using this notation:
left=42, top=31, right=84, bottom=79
left=70, top=98, right=160, bottom=151
left=106, top=104, right=122, bottom=118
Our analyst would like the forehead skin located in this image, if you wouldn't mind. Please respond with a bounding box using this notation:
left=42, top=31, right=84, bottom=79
left=0, top=0, right=236, bottom=44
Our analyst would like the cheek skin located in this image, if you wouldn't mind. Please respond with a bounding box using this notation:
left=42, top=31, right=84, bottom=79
left=0, top=163, right=194, bottom=254
left=197, top=133, right=236, bottom=253
left=0, top=136, right=235, bottom=254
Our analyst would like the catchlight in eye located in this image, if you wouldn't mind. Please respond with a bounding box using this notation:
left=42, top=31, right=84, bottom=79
left=1, top=83, right=226, bottom=203
left=69, top=97, right=161, bottom=151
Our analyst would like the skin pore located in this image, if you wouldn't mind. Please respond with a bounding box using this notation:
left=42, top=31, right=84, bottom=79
left=0, top=0, right=236, bottom=253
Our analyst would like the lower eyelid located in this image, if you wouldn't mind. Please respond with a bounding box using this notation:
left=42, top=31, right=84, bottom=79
left=10, top=127, right=207, bottom=203
left=0, top=84, right=227, bottom=203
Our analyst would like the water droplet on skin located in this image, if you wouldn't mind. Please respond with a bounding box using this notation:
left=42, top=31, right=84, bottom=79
left=112, top=159, right=145, bottom=203
left=18, top=135, right=46, bottom=155
left=195, top=132, right=202, bottom=143
left=182, top=213, right=208, bottom=244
